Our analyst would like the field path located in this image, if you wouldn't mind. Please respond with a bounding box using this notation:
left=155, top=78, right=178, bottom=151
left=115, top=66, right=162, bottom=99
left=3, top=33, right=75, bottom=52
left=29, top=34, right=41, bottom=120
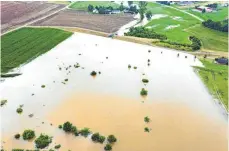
left=1, top=2, right=72, bottom=36
left=162, top=4, right=204, bottom=22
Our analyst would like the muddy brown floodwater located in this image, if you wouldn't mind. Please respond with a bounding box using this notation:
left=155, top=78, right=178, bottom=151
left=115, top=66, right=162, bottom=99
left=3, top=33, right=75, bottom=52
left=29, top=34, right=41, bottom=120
left=1, top=33, right=227, bottom=150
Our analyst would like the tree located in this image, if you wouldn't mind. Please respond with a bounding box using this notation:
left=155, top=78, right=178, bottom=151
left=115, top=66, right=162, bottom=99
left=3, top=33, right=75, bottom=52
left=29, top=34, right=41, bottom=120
left=88, top=4, right=94, bottom=12
left=107, top=135, right=117, bottom=143
left=129, top=5, right=138, bottom=13
left=146, top=11, right=152, bottom=20
left=128, top=1, right=133, bottom=6
left=35, top=134, right=52, bottom=149
left=63, top=121, right=72, bottom=132
left=202, top=8, right=206, bottom=13
left=119, top=2, right=124, bottom=11
left=14, top=133, right=20, bottom=139
left=144, top=116, right=150, bottom=123
left=79, top=128, right=91, bottom=137
left=104, top=144, right=112, bottom=151
left=22, top=129, right=35, bottom=140
left=139, top=1, right=147, bottom=21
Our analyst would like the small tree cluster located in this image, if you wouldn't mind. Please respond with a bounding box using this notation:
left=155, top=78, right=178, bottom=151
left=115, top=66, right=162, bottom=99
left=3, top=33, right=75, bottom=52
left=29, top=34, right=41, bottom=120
left=140, top=88, right=148, bottom=96
left=14, top=133, right=20, bottom=139
left=90, top=71, right=97, bottom=76
left=142, top=79, right=149, bottom=83
left=144, top=116, right=150, bottom=123
left=91, top=132, right=106, bottom=143
left=22, top=129, right=35, bottom=140
left=35, top=134, right=52, bottom=149
left=1, top=99, right=7, bottom=107
left=79, top=128, right=91, bottom=137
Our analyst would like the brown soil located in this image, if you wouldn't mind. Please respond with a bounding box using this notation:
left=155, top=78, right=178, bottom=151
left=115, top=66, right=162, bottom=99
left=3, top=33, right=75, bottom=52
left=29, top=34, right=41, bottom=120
left=31, top=9, right=135, bottom=33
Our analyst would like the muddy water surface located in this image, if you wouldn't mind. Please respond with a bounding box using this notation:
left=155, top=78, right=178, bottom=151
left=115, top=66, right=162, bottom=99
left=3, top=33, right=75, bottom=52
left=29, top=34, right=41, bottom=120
left=1, top=33, right=227, bottom=150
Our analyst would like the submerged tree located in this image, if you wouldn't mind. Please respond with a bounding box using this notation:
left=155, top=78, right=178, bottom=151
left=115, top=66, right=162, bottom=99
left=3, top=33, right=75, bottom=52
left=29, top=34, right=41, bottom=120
left=139, top=1, right=147, bottom=21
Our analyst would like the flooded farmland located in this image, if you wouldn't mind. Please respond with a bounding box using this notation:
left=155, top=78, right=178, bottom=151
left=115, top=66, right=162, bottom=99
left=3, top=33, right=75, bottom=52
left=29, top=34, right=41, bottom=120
left=1, top=33, right=227, bottom=151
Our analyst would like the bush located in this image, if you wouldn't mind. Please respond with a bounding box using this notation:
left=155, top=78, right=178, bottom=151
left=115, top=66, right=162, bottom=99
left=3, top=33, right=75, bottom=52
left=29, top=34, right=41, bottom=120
left=140, top=88, right=148, bottom=96
left=71, top=126, right=78, bottom=133
left=104, top=144, right=112, bottom=151
left=80, top=128, right=91, bottom=137
left=91, top=133, right=106, bottom=143
left=16, top=108, right=23, bottom=114
left=63, top=121, right=72, bottom=132
left=144, top=116, right=150, bottom=123
left=134, top=66, right=137, bottom=69
left=125, top=27, right=167, bottom=40
left=146, top=11, right=152, bottom=20
left=35, top=134, right=52, bottom=149
left=128, top=65, right=131, bottom=69
left=14, top=133, right=20, bottom=139
left=58, top=125, right=62, bottom=129
left=41, top=85, right=45, bottom=88
left=22, top=130, right=35, bottom=140
left=107, top=135, right=117, bottom=143
left=54, top=144, right=61, bottom=149
left=144, top=127, right=150, bottom=132
left=90, top=71, right=97, bottom=76
left=64, top=79, right=68, bottom=82
left=1, top=99, right=7, bottom=106
left=142, top=79, right=149, bottom=83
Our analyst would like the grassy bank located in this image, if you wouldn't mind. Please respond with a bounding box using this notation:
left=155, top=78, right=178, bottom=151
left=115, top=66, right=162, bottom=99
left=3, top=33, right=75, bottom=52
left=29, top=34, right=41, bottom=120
left=69, top=1, right=120, bottom=11
left=195, top=59, right=228, bottom=110
left=1, top=27, right=73, bottom=73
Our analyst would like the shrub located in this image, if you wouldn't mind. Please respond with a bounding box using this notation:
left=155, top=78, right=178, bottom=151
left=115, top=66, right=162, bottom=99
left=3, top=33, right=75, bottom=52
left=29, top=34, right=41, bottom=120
left=91, top=133, right=106, bottom=143
left=140, top=88, right=148, bottom=96
left=128, top=65, right=131, bottom=69
left=58, top=125, right=62, bottom=129
left=64, top=79, right=68, bottom=82
left=125, top=27, right=167, bottom=40
left=1, top=99, right=7, bottom=106
left=144, top=127, right=150, bottom=132
left=90, top=71, right=97, bottom=76
left=144, top=116, right=150, bottom=123
left=41, top=85, right=45, bottom=88
left=22, top=130, right=35, bottom=140
left=133, top=66, right=137, bottom=69
left=104, top=144, right=112, bottom=151
left=142, top=79, right=149, bottom=83
left=63, top=121, right=72, bottom=132
left=16, top=108, right=23, bottom=114
left=79, top=128, right=91, bottom=137
left=107, top=135, right=117, bottom=143
left=14, top=133, right=20, bottom=139
left=71, top=126, right=78, bottom=133
left=35, top=134, right=52, bottom=149
left=146, top=11, right=152, bottom=20
left=54, top=144, right=61, bottom=149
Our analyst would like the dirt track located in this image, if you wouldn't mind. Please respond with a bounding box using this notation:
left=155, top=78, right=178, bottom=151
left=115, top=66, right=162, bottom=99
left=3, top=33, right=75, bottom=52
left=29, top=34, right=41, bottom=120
left=32, top=9, right=135, bottom=33
left=1, top=1, right=65, bottom=33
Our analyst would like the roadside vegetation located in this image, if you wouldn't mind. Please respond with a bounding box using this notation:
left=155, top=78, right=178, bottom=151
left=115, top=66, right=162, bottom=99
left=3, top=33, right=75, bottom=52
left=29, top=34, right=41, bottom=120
left=1, top=27, right=72, bottom=73
left=194, top=59, right=228, bottom=110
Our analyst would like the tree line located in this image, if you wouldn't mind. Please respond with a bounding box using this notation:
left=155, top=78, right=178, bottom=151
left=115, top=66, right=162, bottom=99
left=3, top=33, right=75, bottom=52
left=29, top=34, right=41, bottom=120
left=202, top=19, right=228, bottom=32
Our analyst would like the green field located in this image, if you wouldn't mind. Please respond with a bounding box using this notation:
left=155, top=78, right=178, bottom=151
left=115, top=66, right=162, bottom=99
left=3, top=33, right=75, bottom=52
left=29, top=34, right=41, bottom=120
left=187, top=7, right=228, bottom=22
left=145, top=2, right=228, bottom=52
left=69, top=1, right=120, bottom=10
left=1, top=27, right=73, bottom=73
left=186, top=24, right=228, bottom=52
left=195, top=59, right=228, bottom=110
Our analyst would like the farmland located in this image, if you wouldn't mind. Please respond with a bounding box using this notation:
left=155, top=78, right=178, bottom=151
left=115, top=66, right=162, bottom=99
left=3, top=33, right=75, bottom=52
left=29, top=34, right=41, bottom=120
left=32, top=9, right=135, bottom=33
left=69, top=1, right=120, bottom=11
left=1, top=27, right=72, bottom=73
left=1, top=1, right=65, bottom=33
left=195, top=59, right=228, bottom=110
left=145, top=2, right=228, bottom=52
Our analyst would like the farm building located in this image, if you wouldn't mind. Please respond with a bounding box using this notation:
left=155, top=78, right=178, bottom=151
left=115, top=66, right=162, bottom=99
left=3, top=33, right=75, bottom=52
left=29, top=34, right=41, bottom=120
left=196, top=6, right=213, bottom=12
left=215, top=57, right=228, bottom=65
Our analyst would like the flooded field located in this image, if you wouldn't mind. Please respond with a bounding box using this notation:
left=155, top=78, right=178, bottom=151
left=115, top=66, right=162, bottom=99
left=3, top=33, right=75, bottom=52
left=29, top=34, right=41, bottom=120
left=1, top=33, right=227, bottom=150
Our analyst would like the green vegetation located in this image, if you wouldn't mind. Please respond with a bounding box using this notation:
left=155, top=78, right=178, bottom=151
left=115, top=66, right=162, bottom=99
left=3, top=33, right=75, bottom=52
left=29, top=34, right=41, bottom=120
left=202, top=19, right=228, bottom=32
left=140, top=88, right=148, bottom=96
left=139, top=1, right=148, bottom=20
left=195, top=59, right=228, bottom=110
left=91, top=132, right=106, bottom=143
left=144, top=116, right=150, bottom=123
left=134, top=66, right=137, bottom=69
left=22, top=129, right=35, bottom=140
left=41, top=85, right=45, bottom=88
left=69, top=1, right=120, bottom=10
left=54, top=144, right=61, bottom=149
left=128, top=64, right=131, bottom=69
left=14, top=133, right=20, bottom=139
left=104, top=144, right=112, bottom=151
left=16, top=107, right=23, bottom=114
left=142, top=79, right=149, bottom=83
left=79, top=128, right=91, bottom=137
left=144, top=127, right=150, bottom=132
left=63, top=121, right=72, bottom=132
left=1, top=27, right=72, bottom=73
left=90, top=71, right=97, bottom=76
left=58, top=125, right=62, bottom=129
left=125, top=27, right=167, bottom=40
left=35, top=134, right=52, bottom=149
left=186, top=25, right=228, bottom=52
left=107, top=135, right=117, bottom=143
left=1, top=99, right=7, bottom=107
